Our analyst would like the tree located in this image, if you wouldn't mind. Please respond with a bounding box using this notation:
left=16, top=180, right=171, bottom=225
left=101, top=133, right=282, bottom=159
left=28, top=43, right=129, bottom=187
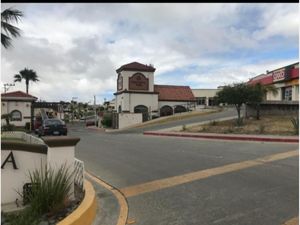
left=1, top=7, right=23, bottom=49
left=216, top=83, right=251, bottom=125
left=247, top=83, right=278, bottom=120
left=14, top=68, right=39, bottom=94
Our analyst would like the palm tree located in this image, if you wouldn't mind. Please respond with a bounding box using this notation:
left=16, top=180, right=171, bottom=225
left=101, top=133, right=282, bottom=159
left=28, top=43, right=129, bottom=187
left=1, top=7, right=23, bottom=49
left=14, top=68, right=39, bottom=94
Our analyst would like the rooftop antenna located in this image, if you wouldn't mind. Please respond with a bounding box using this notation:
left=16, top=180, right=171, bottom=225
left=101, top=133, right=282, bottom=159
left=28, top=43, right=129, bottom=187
left=3, top=83, right=15, bottom=93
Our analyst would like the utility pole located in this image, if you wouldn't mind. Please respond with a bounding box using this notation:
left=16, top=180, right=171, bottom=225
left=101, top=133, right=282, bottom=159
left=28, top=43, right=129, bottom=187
left=94, top=95, right=97, bottom=127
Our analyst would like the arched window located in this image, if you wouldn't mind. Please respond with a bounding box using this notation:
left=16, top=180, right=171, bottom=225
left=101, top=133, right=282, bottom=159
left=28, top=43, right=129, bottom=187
left=11, top=110, right=22, bottom=121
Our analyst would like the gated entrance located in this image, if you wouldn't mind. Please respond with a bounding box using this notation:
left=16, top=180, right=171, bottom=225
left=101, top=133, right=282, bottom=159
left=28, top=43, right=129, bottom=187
left=134, top=105, right=149, bottom=122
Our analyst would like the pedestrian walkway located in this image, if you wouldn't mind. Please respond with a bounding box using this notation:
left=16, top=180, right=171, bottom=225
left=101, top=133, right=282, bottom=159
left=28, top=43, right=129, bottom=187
left=144, top=131, right=299, bottom=143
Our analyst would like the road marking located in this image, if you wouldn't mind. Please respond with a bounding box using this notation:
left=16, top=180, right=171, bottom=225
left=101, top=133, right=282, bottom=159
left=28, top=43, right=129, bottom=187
left=282, top=217, right=299, bottom=225
left=121, top=150, right=298, bottom=197
left=86, top=172, right=128, bottom=225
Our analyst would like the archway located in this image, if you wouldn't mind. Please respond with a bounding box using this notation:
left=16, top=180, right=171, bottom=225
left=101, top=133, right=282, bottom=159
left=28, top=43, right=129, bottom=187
left=160, top=105, right=173, bottom=117
left=174, top=105, right=187, bottom=114
left=134, top=105, right=148, bottom=122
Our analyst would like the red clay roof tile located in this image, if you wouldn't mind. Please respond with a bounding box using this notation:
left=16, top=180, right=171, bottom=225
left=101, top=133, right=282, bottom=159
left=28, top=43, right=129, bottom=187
left=116, top=62, right=156, bottom=73
left=1, top=91, right=37, bottom=99
left=154, top=85, right=196, bottom=101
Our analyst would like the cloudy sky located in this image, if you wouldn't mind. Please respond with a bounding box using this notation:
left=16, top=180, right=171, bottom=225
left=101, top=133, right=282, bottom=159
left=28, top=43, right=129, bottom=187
left=1, top=3, right=299, bottom=104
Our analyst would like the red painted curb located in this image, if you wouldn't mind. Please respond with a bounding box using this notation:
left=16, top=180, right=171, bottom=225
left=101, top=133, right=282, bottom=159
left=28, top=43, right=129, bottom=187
left=144, top=132, right=299, bottom=143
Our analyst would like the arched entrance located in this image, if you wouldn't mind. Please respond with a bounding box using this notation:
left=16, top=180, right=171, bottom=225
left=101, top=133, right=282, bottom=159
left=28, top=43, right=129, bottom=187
left=134, top=105, right=148, bottom=122
left=174, top=105, right=187, bottom=114
left=160, top=105, right=173, bottom=117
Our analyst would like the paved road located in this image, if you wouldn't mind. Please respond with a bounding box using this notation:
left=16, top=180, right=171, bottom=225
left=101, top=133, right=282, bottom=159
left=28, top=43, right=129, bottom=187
left=68, top=119, right=298, bottom=225
left=111, top=107, right=238, bottom=134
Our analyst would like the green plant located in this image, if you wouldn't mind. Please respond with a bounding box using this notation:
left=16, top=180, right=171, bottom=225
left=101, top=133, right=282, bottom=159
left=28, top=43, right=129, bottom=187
left=1, top=124, right=15, bottom=132
left=235, top=118, right=244, bottom=126
left=182, top=124, right=186, bottom=131
left=290, top=117, right=299, bottom=135
left=25, top=122, right=30, bottom=131
left=4, top=207, right=40, bottom=225
left=25, top=164, right=73, bottom=216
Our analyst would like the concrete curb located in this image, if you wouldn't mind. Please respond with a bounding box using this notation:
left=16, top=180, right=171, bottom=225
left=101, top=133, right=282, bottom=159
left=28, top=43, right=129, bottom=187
left=57, top=180, right=97, bottom=225
left=86, top=172, right=129, bottom=225
left=144, top=131, right=299, bottom=143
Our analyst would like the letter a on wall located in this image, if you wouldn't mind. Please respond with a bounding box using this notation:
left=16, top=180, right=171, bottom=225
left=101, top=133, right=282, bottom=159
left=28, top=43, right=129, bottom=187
left=1, top=151, right=18, bottom=169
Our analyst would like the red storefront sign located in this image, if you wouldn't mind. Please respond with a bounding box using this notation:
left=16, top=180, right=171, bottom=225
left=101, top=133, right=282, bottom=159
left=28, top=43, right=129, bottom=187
left=272, top=68, right=286, bottom=82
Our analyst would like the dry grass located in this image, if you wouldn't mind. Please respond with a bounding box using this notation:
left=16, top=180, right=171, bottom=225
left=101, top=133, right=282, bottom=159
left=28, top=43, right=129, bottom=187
left=186, top=115, right=297, bottom=136
left=132, top=108, right=223, bottom=128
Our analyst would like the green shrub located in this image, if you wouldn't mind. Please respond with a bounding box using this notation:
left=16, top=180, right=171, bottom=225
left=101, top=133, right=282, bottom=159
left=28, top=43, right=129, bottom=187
left=290, top=117, right=299, bottom=135
left=25, top=122, right=31, bottom=131
left=25, top=164, right=73, bottom=216
left=235, top=118, right=244, bottom=126
left=1, top=124, right=15, bottom=132
left=101, top=112, right=113, bottom=127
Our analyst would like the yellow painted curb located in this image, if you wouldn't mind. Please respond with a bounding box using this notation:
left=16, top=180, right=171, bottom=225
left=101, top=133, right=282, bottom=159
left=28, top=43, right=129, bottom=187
left=86, top=172, right=129, bottom=225
left=57, top=180, right=97, bottom=225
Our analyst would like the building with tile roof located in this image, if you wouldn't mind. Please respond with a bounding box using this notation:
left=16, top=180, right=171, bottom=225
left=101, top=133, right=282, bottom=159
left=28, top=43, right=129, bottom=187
left=1, top=91, right=38, bottom=127
left=247, top=62, right=299, bottom=101
left=114, top=62, right=197, bottom=121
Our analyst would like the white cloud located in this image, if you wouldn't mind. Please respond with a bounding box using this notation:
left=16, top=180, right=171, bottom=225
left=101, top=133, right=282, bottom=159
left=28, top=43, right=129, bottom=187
left=1, top=3, right=298, bottom=103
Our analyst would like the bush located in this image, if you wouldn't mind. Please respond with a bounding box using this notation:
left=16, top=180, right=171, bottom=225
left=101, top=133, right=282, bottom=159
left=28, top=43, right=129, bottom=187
left=25, top=122, right=31, bottom=131
left=1, top=124, right=15, bottom=132
left=235, top=118, right=244, bottom=126
left=24, top=164, right=73, bottom=216
left=7, top=164, right=73, bottom=225
left=290, top=117, right=299, bottom=135
left=101, top=112, right=112, bottom=128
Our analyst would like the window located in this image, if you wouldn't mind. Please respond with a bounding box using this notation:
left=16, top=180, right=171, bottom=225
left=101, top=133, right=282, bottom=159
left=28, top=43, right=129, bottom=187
left=196, top=97, right=206, bottom=105
left=282, top=86, right=292, bottom=101
left=10, top=110, right=22, bottom=121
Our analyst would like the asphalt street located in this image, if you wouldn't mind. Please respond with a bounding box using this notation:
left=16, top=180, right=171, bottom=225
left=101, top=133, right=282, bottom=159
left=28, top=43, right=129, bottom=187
left=68, top=112, right=298, bottom=225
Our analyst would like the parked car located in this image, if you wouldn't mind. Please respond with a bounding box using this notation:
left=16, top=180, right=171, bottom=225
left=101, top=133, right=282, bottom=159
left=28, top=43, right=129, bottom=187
left=85, top=115, right=99, bottom=127
left=38, top=119, right=67, bottom=136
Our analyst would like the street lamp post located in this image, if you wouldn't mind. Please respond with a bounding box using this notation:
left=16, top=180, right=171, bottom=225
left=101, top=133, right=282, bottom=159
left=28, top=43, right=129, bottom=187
left=71, top=97, right=77, bottom=123
left=94, top=95, right=97, bottom=127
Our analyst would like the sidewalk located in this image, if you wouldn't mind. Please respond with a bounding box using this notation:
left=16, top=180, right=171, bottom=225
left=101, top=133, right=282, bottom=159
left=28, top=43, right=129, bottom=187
left=144, top=131, right=299, bottom=143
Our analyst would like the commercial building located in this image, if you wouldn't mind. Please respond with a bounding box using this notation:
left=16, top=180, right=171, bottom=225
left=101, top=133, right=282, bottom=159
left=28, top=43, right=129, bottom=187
left=248, top=62, right=299, bottom=102
left=114, top=62, right=196, bottom=121
left=1, top=91, right=37, bottom=127
left=192, top=88, right=222, bottom=108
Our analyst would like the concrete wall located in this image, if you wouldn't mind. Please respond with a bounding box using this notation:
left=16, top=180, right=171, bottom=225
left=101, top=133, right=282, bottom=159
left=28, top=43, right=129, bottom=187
left=118, top=113, right=143, bottom=129
left=1, top=134, right=80, bottom=205
left=1, top=101, right=32, bottom=127
left=1, top=150, right=47, bottom=204
left=192, top=89, right=219, bottom=98
left=245, top=101, right=299, bottom=117
left=116, top=93, right=159, bottom=113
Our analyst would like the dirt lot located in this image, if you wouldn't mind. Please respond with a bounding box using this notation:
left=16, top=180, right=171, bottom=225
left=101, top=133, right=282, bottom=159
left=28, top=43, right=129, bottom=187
left=185, top=115, right=298, bottom=136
